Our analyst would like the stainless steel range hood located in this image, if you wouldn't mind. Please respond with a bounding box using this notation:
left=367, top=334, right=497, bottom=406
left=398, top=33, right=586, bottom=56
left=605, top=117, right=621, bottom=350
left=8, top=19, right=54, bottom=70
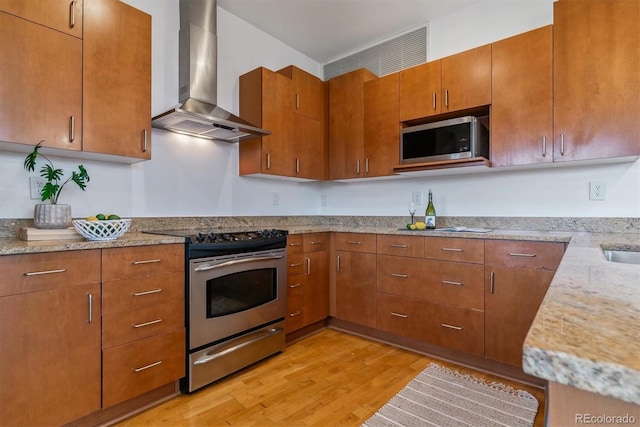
left=152, top=0, right=269, bottom=142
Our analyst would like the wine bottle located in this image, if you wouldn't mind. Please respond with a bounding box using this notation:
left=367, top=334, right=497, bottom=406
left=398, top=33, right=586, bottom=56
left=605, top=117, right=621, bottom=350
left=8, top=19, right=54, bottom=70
left=425, top=189, right=436, bottom=229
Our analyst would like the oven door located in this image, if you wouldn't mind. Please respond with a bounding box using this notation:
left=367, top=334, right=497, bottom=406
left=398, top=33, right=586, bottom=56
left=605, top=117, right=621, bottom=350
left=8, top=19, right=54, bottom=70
left=189, top=248, right=286, bottom=350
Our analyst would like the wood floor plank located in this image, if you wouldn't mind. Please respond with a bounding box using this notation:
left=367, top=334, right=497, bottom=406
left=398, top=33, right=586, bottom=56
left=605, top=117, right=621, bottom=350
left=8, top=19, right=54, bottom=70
left=116, top=328, right=544, bottom=427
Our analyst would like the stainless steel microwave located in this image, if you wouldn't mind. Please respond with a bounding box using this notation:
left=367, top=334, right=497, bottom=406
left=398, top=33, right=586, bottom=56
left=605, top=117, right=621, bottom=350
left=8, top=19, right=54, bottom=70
left=400, top=116, right=489, bottom=164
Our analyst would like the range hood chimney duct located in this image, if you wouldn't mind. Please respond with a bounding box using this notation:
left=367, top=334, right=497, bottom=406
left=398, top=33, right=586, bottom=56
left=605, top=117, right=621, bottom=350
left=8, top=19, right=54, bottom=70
left=151, top=0, right=269, bottom=142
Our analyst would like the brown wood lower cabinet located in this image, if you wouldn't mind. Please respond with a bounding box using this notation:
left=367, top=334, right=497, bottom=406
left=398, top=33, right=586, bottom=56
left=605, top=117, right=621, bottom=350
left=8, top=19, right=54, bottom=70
left=335, top=251, right=377, bottom=328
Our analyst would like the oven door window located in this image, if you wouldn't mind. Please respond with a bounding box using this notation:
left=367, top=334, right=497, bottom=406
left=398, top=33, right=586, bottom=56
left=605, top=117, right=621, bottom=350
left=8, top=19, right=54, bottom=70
left=206, top=268, right=277, bottom=317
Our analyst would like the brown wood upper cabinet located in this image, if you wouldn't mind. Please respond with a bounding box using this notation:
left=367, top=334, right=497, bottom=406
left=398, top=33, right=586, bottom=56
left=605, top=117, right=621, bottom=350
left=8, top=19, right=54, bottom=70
left=329, top=68, right=377, bottom=180
left=491, top=26, right=553, bottom=167
left=553, top=0, right=640, bottom=162
left=0, top=0, right=83, bottom=38
left=399, top=45, right=491, bottom=122
left=277, top=65, right=324, bottom=121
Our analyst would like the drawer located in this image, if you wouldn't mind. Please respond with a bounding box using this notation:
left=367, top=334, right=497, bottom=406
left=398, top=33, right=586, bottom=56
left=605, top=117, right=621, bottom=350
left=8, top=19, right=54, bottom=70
left=102, top=301, right=184, bottom=348
left=102, top=328, right=185, bottom=408
left=485, top=240, right=565, bottom=270
left=334, top=233, right=377, bottom=253
left=376, top=293, right=484, bottom=357
left=424, top=237, right=484, bottom=264
left=286, top=294, right=304, bottom=332
left=377, top=256, right=484, bottom=310
left=287, top=276, right=304, bottom=297
left=102, top=244, right=184, bottom=281
left=0, top=250, right=100, bottom=296
left=287, top=235, right=303, bottom=255
left=376, top=234, right=424, bottom=258
left=102, top=272, right=184, bottom=315
left=287, top=254, right=304, bottom=276
left=303, top=232, right=328, bottom=252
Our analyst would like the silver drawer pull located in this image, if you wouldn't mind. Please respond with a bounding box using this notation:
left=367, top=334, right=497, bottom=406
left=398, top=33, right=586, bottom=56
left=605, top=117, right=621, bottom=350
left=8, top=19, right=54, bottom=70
left=347, top=241, right=363, bottom=245
left=132, top=259, right=161, bottom=265
left=289, top=263, right=302, bottom=267
left=288, top=242, right=302, bottom=247
left=441, top=247, right=463, bottom=252
left=508, top=252, right=537, bottom=258
left=390, top=273, right=409, bottom=278
left=309, top=241, right=323, bottom=245
left=133, top=319, right=162, bottom=328
left=23, top=268, right=66, bottom=276
left=441, top=280, right=463, bottom=286
left=289, top=283, right=302, bottom=288
left=289, top=311, right=301, bottom=317
left=441, top=323, right=463, bottom=330
left=390, top=312, right=408, bottom=318
left=390, top=244, right=408, bottom=248
left=133, top=360, right=162, bottom=372
left=132, top=288, right=162, bottom=296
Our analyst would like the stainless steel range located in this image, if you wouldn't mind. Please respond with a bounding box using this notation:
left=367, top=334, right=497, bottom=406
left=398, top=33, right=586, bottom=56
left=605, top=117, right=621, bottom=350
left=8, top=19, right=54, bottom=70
left=146, top=229, right=287, bottom=392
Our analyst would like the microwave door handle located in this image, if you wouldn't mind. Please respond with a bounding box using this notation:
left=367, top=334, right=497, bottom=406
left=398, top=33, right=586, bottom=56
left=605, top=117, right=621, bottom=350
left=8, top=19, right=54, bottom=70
left=194, top=255, right=284, bottom=272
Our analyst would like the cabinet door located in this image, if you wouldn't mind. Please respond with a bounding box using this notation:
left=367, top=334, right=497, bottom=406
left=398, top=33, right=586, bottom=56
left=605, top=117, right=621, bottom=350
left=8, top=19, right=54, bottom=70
left=335, top=251, right=377, bottom=328
left=0, top=284, right=101, bottom=426
left=553, top=0, right=640, bottom=161
left=399, top=60, right=441, bottom=121
left=329, top=68, right=377, bottom=179
left=364, top=73, right=400, bottom=177
left=485, top=266, right=555, bottom=366
left=293, top=113, right=326, bottom=180
left=0, top=12, right=82, bottom=149
left=83, top=0, right=151, bottom=159
left=278, top=65, right=324, bottom=121
left=491, top=26, right=553, bottom=167
left=0, top=0, right=83, bottom=38
left=441, top=44, right=491, bottom=113
left=302, top=250, right=329, bottom=326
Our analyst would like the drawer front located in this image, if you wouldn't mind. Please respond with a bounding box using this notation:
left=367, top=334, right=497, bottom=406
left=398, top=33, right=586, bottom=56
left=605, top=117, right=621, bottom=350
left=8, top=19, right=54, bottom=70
left=102, top=244, right=184, bottom=281
left=485, top=240, right=565, bottom=270
left=102, top=328, right=185, bottom=408
left=102, top=301, right=184, bottom=348
left=376, top=234, right=424, bottom=258
left=377, top=256, right=484, bottom=310
left=287, top=235, right=303, bottom=255
left=376, top=293, right=484, bottom=357
left=334, top=233, right=377, bottom=253
left=287, top=254, right=304, bottom=276
left=287, top=275, right=304, bottom=297
left=424, top=237, right=484, bottom=264
left=102, top=272, right=184, bottom=315
left=286, top=293, right=304, bottom=332
left=303, top=232, right=328, bottom=252
left=0, top=250, right=100, bottom=296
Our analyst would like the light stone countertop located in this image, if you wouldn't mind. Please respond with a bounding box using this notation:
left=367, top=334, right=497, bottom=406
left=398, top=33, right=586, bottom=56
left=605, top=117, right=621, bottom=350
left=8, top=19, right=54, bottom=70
left=1, top=222, right=638, bottom=405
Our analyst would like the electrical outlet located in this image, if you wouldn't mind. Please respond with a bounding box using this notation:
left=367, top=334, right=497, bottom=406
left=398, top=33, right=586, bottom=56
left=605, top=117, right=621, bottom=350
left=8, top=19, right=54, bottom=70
left=30, top=177, right=47, bottom=200
left=412, top=191, right=423, bottom=205
left=320, top=194, right=328, bottom=207
left=271, top=192, right=279, bottom=206
left=589, top=182, right=606, bottom=201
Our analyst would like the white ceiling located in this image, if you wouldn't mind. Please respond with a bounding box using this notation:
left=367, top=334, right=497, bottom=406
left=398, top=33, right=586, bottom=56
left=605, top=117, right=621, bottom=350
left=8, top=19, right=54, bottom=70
left=218, top=0, right=481, bottom=64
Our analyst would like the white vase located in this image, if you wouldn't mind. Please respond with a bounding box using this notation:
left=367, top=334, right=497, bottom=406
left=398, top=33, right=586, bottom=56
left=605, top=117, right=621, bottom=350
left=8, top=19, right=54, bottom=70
left=34, top=204, right=72, bottom=229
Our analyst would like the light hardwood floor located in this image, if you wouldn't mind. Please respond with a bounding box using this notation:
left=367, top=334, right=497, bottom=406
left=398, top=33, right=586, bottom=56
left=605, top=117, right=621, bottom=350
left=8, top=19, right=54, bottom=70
left=116, top=328, right=545, bottom=426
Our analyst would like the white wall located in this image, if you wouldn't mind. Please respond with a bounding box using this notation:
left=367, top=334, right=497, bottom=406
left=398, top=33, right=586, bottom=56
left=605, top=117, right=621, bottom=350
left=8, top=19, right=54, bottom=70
left=1, top=0, right=638, bottom=220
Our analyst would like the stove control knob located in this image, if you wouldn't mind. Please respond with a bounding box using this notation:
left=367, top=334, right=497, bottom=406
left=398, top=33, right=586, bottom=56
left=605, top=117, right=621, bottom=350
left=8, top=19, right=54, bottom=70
left=196, top=233, right=206, bottom=243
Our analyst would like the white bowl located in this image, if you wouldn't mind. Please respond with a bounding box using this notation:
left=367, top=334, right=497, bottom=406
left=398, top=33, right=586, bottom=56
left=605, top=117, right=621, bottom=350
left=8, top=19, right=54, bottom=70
left=72, top=219, right=131, bottom=241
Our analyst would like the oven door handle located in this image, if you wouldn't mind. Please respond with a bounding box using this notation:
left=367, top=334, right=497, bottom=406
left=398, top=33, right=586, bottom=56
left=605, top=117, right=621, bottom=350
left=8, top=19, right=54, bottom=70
left=193, top=327, right=284, bottom=365
left=193, top=255, right=284, bottom=272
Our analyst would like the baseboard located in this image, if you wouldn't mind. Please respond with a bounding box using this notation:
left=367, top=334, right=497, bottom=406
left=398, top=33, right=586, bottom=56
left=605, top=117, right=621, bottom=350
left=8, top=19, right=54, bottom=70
left=285, top=319, right=328, bottom=345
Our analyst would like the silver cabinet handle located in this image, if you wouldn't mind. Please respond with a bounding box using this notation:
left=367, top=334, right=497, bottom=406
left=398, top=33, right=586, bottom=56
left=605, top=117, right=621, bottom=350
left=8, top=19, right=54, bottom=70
left=490, top=271, right=495, bottom=294
left=432, top=92, right=437, bottom=110
left=142, top=129, right=148, bottom=153
left=296, top=93, right=300, bottom=109
left=288, top=242, right=301, bottom=247
left=391, top=312, right=408, bottom=318
left=441, top=247, right=463, bottom=252
left=132, top=288, right=162, bottom=296
left=132, top=259, right=161, bottom=265
left=289, top=262, right=302, bottom=267
left=23, top=268, right=66, bottom=276
left=309, top=241, right=323, bottom=245
left=337, top=255, right=341, bottom=272
left=195, top=255, right=284, bottom=272
left=356, top=159, right=360, bottom=174
left=306, top=257, right=310, bottom=275
left=88, top=293, right=93, bottom=324
left=347, top=241, right=363, bottom=245
left=445, top=89, right=449, bottom=107
left=390, top=273, right=408, bottom=278
left=133, top=318, right=162, bottom=328
left=365, top=158, right=369, bottom=174
left=441, top=323, right=463, bottom=330
left=560, top=134, right=565, bottom=155
left=508, top=252, right=536, bottom=257
left=296, top=158, right=300, bottom=174
left=69, top=116, right=75, bottom=142
left=69, top=1, right=76, bottom=28
left=442, top=280, right=463, bottom=286
left=133, top=360, right=162, bottom=372
left=266, top=152, right=271, bottom=169
left=289, top=283, right=302, bottom=288
left=542, top=135, right=547, bottom=157
left=289, top=311, right=301, bottom=317
left=390, top=244, right=408, bottom=248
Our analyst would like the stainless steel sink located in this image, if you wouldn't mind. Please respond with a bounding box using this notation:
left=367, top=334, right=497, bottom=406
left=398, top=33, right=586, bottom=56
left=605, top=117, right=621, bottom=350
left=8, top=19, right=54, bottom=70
left=603, top=249, right=640, bottom=265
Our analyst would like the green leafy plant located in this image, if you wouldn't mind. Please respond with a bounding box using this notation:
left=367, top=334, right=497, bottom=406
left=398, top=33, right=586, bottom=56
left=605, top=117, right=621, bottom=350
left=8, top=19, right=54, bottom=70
left=23, top=141, right=90, bottom=204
